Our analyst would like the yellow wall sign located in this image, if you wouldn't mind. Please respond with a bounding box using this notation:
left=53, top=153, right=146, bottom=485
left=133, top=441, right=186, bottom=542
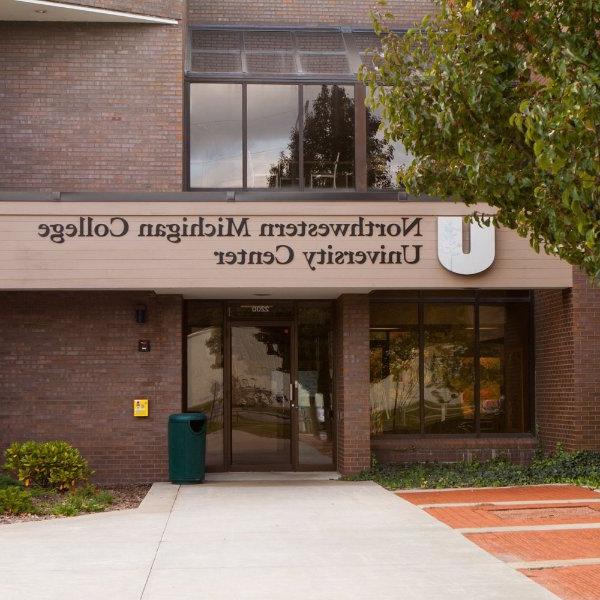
left=133, top=399, right=149, bottom=417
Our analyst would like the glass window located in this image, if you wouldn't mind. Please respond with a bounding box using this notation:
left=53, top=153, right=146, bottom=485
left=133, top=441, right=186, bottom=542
left=186, top=303, right=224, bottom=468
left=424, top=304, right=475, bottom=433
left=370, top=304, right=420, bottom=434
left=188, top=82, right=356, bottom=190
left=369, top=298, right=531, bottom=436
left=479, top=304, right=530, bottom=433
left=189, top=83, right=243, bottom=188
left=304, top=85, right=354, bottom=189
left=297, top=304, right=335, bottom=466
left=303, top=85, right=355, bottom=189
left=367, top=106, right=412, bottom=189
left=247, top=85, right=299, bottom=188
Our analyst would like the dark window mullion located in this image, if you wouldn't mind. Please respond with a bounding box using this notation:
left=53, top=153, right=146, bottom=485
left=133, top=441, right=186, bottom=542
left=354, top=83, right=367, bottom=191
left=419, top=302, right=425, bottom=434
left=242, top=83, right=248, bottom=189
left=299, top=84, right=304, bottom=191
left=474, top=302, right=481, bottom=435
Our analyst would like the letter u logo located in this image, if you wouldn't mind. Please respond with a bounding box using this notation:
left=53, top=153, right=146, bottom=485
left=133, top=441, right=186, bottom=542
left=437, top=217, right=495, bottom=275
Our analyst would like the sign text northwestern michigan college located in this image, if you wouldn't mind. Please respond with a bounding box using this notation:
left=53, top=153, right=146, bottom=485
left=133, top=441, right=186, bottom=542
left=36, top=216, right=423, bottom=272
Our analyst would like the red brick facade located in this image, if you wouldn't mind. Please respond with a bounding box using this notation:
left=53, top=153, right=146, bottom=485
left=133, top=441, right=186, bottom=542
left=535, top=269, right=600, bottom=453
left=0, top=21, right=183, bottom=192
left=372, top=436, right=537, bottom=465
left=54, top=1, right=184, bottom=20
left=188, top=0, right=435, bottom=27
left=335, top=295, right=371, bottom=474
left=0, top=292, right=183, bottom=484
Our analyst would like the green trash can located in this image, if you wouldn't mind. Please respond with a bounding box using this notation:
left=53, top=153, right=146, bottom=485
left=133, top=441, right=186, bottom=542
left=168, top=413, right=207, bottom=484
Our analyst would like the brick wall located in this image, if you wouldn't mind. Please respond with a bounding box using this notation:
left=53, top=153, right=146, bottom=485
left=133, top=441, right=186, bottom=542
left=572, top=270, right=600, bottom=449
left=372, top=436, right=537, bottom=465
left=188, top=0, right=436, bottom=27
left=0, top=292, right=183, bottom=484
left=535, top=287, right=575, bottom=450
left=335, top=294, right=371, bottom=474
left=46, top=0, right=183, bottom=20
left=0, top=21, right=183, bottom=192
left=535, top=268, right=600, bottom=453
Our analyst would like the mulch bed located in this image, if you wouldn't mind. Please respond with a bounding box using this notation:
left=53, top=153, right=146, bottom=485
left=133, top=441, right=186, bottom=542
left=0, top=484, right=151, bottom=525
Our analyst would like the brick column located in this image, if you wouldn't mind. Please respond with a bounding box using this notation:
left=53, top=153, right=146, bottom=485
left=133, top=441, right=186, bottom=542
left=535, top=268, right=600, bottom=452
left=335, top=294, right=371, bottom=474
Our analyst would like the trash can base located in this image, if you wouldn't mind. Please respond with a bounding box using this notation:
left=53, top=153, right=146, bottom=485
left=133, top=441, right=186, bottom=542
left=170, top=479, right=205, bottom=485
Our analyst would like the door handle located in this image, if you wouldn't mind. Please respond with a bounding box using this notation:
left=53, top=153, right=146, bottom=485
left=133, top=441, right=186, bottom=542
left=289, top=382, right=296, bottom=409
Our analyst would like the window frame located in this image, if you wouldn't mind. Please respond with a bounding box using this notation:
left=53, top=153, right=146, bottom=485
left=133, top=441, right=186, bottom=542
left=183, top=25, right=396, bottom=193
left=369, top=290, right=535, bottom=438
left=185, top=80, right=363, bottom=192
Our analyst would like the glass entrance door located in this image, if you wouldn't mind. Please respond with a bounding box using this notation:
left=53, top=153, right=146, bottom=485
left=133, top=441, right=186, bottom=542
left=230, top=323, right=293, bottom=468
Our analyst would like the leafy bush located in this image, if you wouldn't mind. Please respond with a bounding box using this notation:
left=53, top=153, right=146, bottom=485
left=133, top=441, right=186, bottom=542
left=4, top=441, right=92, bottom=491
left=52, top=485, right=113, bottom=517
left=0, top=486, right=35, bottom=515
left=0, top=473, right=22, bottom=489
left=347, top=448, right=600, bottom=490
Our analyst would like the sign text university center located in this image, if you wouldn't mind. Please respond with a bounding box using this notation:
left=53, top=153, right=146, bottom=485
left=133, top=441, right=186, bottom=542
left=1, top=0, right=598, bottom=483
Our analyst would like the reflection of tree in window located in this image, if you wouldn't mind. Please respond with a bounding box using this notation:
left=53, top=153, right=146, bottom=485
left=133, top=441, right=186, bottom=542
left=423, top=304, right=475, bottom=433
left=367, top=109, right=394, bottom=189
left=268, top=85, right=393, bottom=189
left=370, top=331, right=419, bottom=434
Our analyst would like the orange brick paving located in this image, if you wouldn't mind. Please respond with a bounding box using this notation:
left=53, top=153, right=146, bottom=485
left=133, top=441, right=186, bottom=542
left=521, top=565, right=600, bottom=600
left=466, top=529, right=600, bottom=562
left=397, top=485, right=600, bottom=600
left=397, top=485, right=600, bottom=505
left=426, top=503, right=600, bottom=529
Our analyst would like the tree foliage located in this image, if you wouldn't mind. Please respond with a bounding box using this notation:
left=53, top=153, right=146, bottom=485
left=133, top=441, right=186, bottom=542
left=361, top=0, right=600, bottom=277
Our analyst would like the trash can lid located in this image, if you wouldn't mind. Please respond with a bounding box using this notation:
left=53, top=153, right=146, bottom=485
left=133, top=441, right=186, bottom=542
left=169, top=412, right=207, bottom=423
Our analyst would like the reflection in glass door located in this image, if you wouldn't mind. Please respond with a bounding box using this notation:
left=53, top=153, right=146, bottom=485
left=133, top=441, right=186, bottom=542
left=231, top=324, right=292, bottom=467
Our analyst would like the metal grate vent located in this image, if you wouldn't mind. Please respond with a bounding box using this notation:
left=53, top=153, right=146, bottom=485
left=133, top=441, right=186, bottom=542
left=188, top=27, right=395, bottom=77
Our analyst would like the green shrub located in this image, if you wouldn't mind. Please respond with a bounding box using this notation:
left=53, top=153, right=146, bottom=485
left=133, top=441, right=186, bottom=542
left=0, top=473, right=22, bottom=489
left=346, top=448, right=600, bottom=490
left=52, top=485, right=113, bottom=517
left=0, top=486, right=35, bottom=515
left=4, top=441, right=92, bottom=491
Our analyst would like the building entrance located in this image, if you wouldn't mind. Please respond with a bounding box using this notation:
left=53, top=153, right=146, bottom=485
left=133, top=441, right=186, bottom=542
left=185, top=301, right=336, bottom=471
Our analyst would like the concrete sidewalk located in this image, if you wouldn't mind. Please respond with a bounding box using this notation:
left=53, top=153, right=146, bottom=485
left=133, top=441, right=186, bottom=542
left=0, top=480, right=558, bottom=600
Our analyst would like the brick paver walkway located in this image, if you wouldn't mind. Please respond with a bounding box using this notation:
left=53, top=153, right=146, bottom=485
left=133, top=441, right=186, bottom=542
left=397, top=485, right=600, bottom=600
left=399, top=485, right=600, bottom=506
left=522, top=565, right=600, bottom=600
left=467, top=529, right=600, bottom=562
left=426, top=503, right=600, bottom=529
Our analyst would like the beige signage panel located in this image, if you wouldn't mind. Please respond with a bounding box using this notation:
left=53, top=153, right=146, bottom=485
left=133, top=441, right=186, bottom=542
left=0, top=201, right=572, bottom=295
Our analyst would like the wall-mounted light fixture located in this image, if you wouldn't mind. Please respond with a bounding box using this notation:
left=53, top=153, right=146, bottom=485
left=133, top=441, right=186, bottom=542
left=135, top=304, right=147, bottom=324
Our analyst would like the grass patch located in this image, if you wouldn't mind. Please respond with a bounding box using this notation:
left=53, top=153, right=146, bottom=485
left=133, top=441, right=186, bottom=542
left=0, top=474, right=114, bottom=519
left=0, top=473, right=22, bottom=489
left=52, top=485, right=113, bottom=517
left=345, top=448, right=600, bottom=490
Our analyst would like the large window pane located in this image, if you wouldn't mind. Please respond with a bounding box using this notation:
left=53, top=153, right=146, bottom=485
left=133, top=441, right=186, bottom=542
left=297, top=304, right=335, bottom=466
left=424, top=304, right=475, bottom=433
left=370, top=303, right=420, bottom=434
left=367, top=106, right=413, bottom=189
left=479, top=304, right=530, bottom=433
left=304, top=85, right=355, bottom=189
left=186, top=303, right=224, bottom=468
left=190, top=83, right=242, bottom=188
left=247, top=85, right=299, bottom=188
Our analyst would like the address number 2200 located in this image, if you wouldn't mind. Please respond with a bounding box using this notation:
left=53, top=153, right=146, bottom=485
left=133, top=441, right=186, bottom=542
left=251, top=306, right=271, bottom=313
